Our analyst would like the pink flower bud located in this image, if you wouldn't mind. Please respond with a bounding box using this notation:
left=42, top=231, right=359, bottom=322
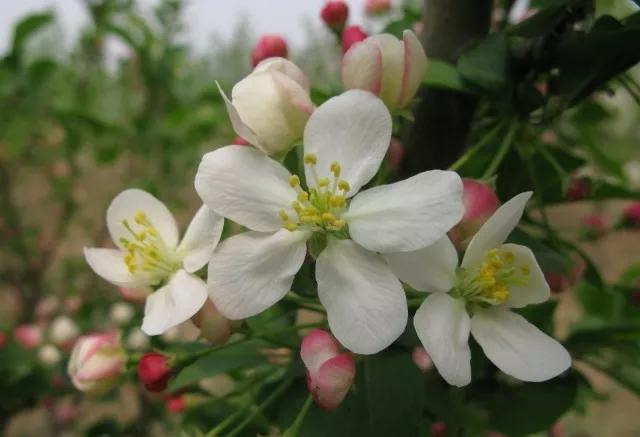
left=623, top=202, right=640, bottom=228
left=300, top=329, right=355, bottom=411
left=67, top=332, right=126, bottom=394
left=342, top=30, right=427, bottom=110
left=566, top=177, right=590, bottom=201
left=581, top=213, right=608, bottom=238
left=14, top=324, right=43, bottom=349
left=38, top=344, right=62, bottom=366
left=411, top=347, right=432, bottom=372
left=35, top=296, right=60, bottom=321
left=53, top=400, right=79, bottom=424
left=341, top=25, right=368, bottom=54
left=191, top=300, right=233, bottom=346
left=431, top=422, right=447, bottom=437
left=138, top=352, right=172, bottom=392
left=386, top=138, right=405, bottom=171
left=364, top=0, right=392, bottom=15
left=544, top=257, right=585, bottom=294
left=449, top=179, right=500, bottom=249
left=251, top=35, right=288, bottom=67
left=233, top=136, right=249, bottom=146
left=63, top=296, right=83, bottom=314
left=166, top=394, right=186, bottom=414
left=321, top=1, right=349, bottom=33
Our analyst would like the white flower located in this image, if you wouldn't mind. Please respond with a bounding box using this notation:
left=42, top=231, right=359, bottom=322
left=342, top=30, right=427, bottom=111
left=384, top=192, right=571, bottom=386
left=218, top=57, right=314, bottom=156
left=84, top=189, right=224, bottom=336
left=195, top=90, right=464, bottom=354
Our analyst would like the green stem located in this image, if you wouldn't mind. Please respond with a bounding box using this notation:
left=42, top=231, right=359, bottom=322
left=283, top=293, right=326, bottom=313
left=481, top=122, right=518, bottom=179
left=284, top=395, right=314, bottom=437
left=223, top=377, right=293, bottom=437
left=448, top=121, right=504, bottom=171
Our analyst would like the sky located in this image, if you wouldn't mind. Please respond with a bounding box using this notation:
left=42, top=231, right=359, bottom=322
left=0, top=0, right=373, bottom=54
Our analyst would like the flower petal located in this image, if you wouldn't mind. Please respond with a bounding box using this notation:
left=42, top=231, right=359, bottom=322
left=345, top=170, right=464, bottom=252
left=462, top=192, right=532, bottom=269
left=500, top=243, right=550, bottom=308
left=397, top=30, right=428, bottom=108
left=341, top=40, right=383, bottom=95
left=141, top=270, right=208, bottom=336
left=178, top=205, right=224, bottom=273
left=84, top=248, right=147, bottom=288
left=207, top=229, right=310, bottom=319
left=383, top=236, right=458, bottom=293
left=254, top=57, right=310, bottom=92
left=216, top=81, right=261, bottom=147
left=316, top=238, right=407, bottom=354
left=303, top=90, right=391, bottom=197
left=414, top=293, right=471, bottom=387
left=107, top=189, right=179, bottom=249
left=313, top=354, right=356, bottom=410
left=195, top=145, right=298, bottom=232
left=369, top=34, right=404, bottom=109
left=471, top=308, right=571, bottom=382
left=300, top=329, right=340, bottom=377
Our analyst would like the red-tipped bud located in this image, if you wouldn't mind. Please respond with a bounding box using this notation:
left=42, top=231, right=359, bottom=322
left=411, top=347, right=432, bottom=373
left=166, top=394, right=186, bottom=414
left=321, top=1, right=349, bottom=33
left=251, top=35, right=288, bottom=67
left=386, top=138, right=405, bottom=171
left=364, top=0, right=392, bottom=15
left=565, top=177, right=590, bottom=201
left=341, top=25, right=367, bottom=54
left=431, top=422, right=447, bottom=437
left=300, top=329, right=355, bottom=411
left=449, top=179, right=500, bottom=249
left=138, top=352, right=172, bottom=392
left=233, top=136, right=249, bottom=146
left=622, top=202, right=640, bottom=228
left=14, top=324, right=43, bottom=349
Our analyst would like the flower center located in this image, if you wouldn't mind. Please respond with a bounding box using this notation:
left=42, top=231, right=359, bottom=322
left=280, top=154, right=350, bottom=233
left=456, top=248, right=530, bottom=306
left=118, top=212, right=180, bottom=280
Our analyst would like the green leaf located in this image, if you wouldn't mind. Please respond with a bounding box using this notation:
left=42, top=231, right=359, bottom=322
left=423, top=59, right=473, bottom=94
left=457, top=33, right=510, bottom=93
left=11, top=12, right=54, bottom=56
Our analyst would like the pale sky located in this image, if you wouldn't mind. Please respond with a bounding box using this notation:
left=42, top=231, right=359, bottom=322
left=0, top=0, right=378, bottom=54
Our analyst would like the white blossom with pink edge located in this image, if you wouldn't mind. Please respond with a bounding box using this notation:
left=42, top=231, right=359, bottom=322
left=196, top=90, right=464, bottom=355
left=384, top=192, right=571, bottom=386
left=84, top=189, right=223, bottom=335
left=301, top=329, right=355, bottom=411
left=67, top=332, right=126, bottom=394
left=342, top=30, right=427, bottom=112
left=218, top=57, right=314, bottom=156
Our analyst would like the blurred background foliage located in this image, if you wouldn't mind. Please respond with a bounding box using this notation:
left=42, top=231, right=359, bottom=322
left=0, top=0, right=639, bottom=436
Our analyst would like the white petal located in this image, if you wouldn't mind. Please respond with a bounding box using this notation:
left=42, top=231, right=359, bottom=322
left=303, top=90, right=391, bottom=197
left=316, top=238, right=407, bottom=355
left=500, top=243, right=550, bottom=308
left=414, top=293, right=471, bottom=387
left=254, top=57, right=310, bottom=92
left=208, top=229, right=310, bottom=319
left=462, top=192, right=532, bottom=269
left=216, top=81, right=261, bottom=147
left=178, top=205, right=224, bottom=273
left=369, top=34, right=405, bottom=109
left=471, top=308, right=571, bottom=382
left=341, top=40, right=383, bottom=95
left=383, top=236, right=458, bottom=293
left=107, top=189, right=179, bottom=249
left=195, top=146, right=297, bottom=232
left=398, top=30, right=428, bottom=108
left=345, top=170, right=464, bottom=252
left=141, top=270, right=208, bottom=336
left=84, top=248, right=147, bottom=288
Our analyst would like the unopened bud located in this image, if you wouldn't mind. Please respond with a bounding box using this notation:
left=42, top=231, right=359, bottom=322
left=341, top=25, right=368, bottom=54
left=14, top=324, right=43, bottom=349
left=109, top=302, right=135, bottom=326
left=411, top=347, right=432, bottom=373
left=39, top=344, right=62, bottom=366
left=251, top=35, right=288, bottom=67
left=565, top=177, right=590, bottom=201
left=68, top=332, right=126, bottom=394
left=622, top=202, right=640, bottom=228
left=321, top=1, right=349, bottom=33
left=49, top=316, right=80, bottom=348
left=191, top=300, right=234, bottom=346
left=166, top=394, right=186, bottom=414
left=138, top=352, right=173, bottom=392
left=364, top=0, right=391, bottom=15
left=449, top=179, right=500, bottom=250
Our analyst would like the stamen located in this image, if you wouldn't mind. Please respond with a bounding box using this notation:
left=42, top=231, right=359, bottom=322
left=289, top=175, right=300, bottom=187
left=338, top=180, right=350, bottom=192
left=330, top=162, right=341, bottom=177
left=303, top=153, right=317, bottom=165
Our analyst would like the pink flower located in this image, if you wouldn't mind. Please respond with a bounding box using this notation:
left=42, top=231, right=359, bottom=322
left=300, top=329, right=355, bottom=410
left=251, top=35, right=288, bottom=67
left=14, top=324, right=43, bottom=349
left=67, top=332, right=125, bottom=394
left=364, top=0, right=391, bottom=15
left=411, top=347, right=432, bottom=372
left=449, top=179, right=500, bottom=249
left=623, top=201, right=640, bottom=228
left=341, top=25, right=368, bottom=54
left=191, top=300, right=234, bottom=346
left=138, top=352, right=172, bottom=392
left=321, top=1, right=349, bottom=33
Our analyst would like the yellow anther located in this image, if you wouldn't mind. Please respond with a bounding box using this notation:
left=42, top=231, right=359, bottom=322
left=283, top=221, right=299, bottom=231
left=134, top=211, right=148, bottom=224
left=330, top=162, right=341, bottom=177
left=279, top=209, right=289, bottom=221
left=321, top=212, right=336, bottom=223
left=289, top=175, right=300, bottom=187
left=136, top=231, right=147, bottom=241
left=520, top=265, right=530, bottom=275
left=503, top=251, right=515, bottom=264
left=318, top=178, right=330, bottom=188
left=300, top=215, right=316, bottom=224
left=297, top=191, right=309, bottom=202
left=332, top=219, right=346, bottom=229
left=304, top=154, right=317, bottom=165
left=330, top=195, right=345, bottom=208
left=338, top=180, right=350, bottom=192
left=291, top=201, right=302, bottom=213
